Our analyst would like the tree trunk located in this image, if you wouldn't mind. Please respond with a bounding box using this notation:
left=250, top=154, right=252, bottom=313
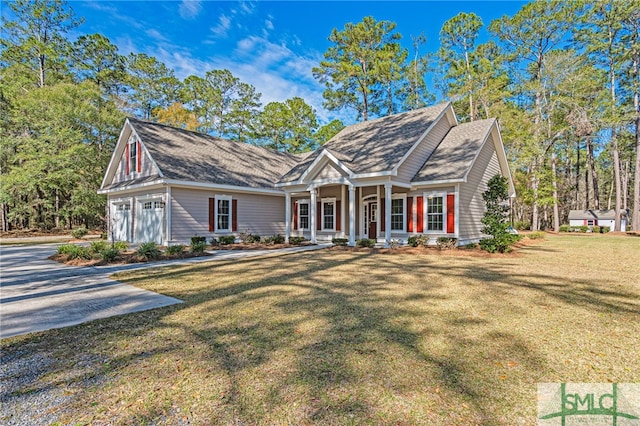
left=612, top=133, right=622, bottom=231
left=551, top=148, right=560, bottom=232
left=587, top=137, right=600, bottom=209
left=634, top=90, right=640, bottom=231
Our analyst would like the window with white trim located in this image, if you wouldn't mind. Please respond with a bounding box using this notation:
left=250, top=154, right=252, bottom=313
left=426, top=195, right=444, bottom=231
left=391, top=196, right=405, bottom=231
left=322, top=198, right=335, bottom=230
left=116, top=203, right=130, bottom=211
left=216, top=196, right=232, bottom=232
left=298, top=201, right=309, bottom=229
left=129, top=140, right=137, bottom=175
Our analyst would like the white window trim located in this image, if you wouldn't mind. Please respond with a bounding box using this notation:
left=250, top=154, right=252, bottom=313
left=423, top=191, right=447, bottom=234
left=321, top=197, right=336, bottom=231
left=390, top=193, right=406, bottom=233
left=215, top=195, right=233, bottom=233
left=297, top=199, right=310, bottom=230
left=128, top=137, right=138, bottom=176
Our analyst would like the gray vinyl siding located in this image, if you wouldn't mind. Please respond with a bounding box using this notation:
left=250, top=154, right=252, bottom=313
left=396, top=115, right=452, bottom=182
left=170, top=187, right=285, bottom=243
left=112, top=141, right=159, bottom=185
left=458, top=137, right=501, bottom=241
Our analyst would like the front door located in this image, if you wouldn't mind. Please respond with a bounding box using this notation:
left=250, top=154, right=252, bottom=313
left=367, top=202, right=377, bottom=239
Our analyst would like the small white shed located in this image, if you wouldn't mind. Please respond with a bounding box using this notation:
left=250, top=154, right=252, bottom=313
left=568, top=209, right=628, bottom=231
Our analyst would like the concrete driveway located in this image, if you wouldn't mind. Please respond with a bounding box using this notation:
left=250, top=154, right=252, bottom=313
left=0, top=243, right=182, bottom=339
left=0, top=242, right=330, bottom=339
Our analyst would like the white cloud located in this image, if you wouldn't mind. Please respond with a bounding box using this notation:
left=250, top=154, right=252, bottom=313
left=211, top=15, right=232, bottom=38
left=179, top=0, right=202, bottom=20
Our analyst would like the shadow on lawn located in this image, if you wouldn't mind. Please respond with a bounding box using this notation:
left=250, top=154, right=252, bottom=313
left=3, top=247, right=639, bottom=425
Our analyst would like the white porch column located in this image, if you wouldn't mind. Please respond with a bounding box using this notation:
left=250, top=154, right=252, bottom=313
left=310, top=188, right=317, bottom=243
left=348, top=185, right=356, bottom=246
left=285, top=191, right=291, bottom=243
left=384, top=182, right=392, bottom=248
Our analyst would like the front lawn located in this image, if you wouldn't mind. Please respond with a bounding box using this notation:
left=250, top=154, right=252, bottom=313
left=2, top=234, right=639, bottom=425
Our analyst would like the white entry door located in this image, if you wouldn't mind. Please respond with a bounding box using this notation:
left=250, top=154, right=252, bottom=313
left=112, top=202, right=131, bottom=242
left=136, top=199, right=164, bottom=244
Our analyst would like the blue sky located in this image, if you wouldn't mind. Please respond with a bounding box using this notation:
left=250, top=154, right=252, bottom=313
left=67, top=0, right=527, bottom=124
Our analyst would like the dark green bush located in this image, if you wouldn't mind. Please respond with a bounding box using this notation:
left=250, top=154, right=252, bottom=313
left=559, top=225, right=570, bottom=232
left=57, top=244, right=91, bottom=259
left=592, top=226, right=601, bottom=233
left=273, top=234, right=285, bottom=244
left=332, top=238, right=348, bottom=246
left=246, top=234, right=262, bottom=243
left=218, top=235, right=236, bottom=245
left=100, top=248, right=119, bottom=262
left=113, top=241, right=129, bottom=251
left=71, top=227, right=88, bottom=239
left=289, top=236, right=306, bottom=245
left=190, top=235, right=206, bottom=245
left=514, top=220, right=530, bottom=231
left=166, top=244, right=185, bottom=255
left=479, top=234, right=520, bottom=253
left=356, top=238, right=376, bottom=248
left=190, top=241, right=207, bottom=254
left=137, top=242, right=161, bottom=260
left=408, top=235, right=431, bottom=247
left=436, top=237, right=458, bottom=249
left=90, top=240, right=109, bottom=253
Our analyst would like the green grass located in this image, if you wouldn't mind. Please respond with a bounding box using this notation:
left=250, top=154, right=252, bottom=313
left=2, top=234, right=639, bottom=425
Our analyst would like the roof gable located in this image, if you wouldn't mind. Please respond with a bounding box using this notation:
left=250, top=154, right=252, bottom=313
left=412, top=119, right=496, bottom=183
left=104, top=118, right=300, bottom=190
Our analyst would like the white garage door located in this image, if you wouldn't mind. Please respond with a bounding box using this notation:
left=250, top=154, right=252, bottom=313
left=136, top=199, right=164, bottom=244
left=112, top=202, right=131, bottom=242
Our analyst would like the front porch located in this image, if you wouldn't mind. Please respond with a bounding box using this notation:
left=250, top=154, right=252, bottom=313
left=284, top=182, right=430, bottom=248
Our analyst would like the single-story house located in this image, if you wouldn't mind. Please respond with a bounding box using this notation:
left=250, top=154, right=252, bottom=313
left=98, top=102, right=515, bottom=247
left=568, top=209, right=628, bottom=231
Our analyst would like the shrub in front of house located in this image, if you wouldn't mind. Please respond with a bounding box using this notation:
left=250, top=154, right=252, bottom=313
left=71, top=227, right=88, bottom=239
left=332, top=238, right=348, bottom=246
left=289, top=236, right=306, bottom=245
left=90, top=240, right=109, bottom=254
left=592, top=226, right=601, bottom=234
left=137, top=242, right=161, bottom=260
left=166, top=244, right=185, bottom=255
left=408, top=235, right=431, bottom=247
left=559, top=225, right=570, bottom=232
left=356, top=238, right=376, bottom=248
left=436, top=237, right=458, bottom=249
left=113, top=241, right=129, bottom=251
left=247, top=234, right=261, bottom=243
left=218, top=235, right=236, bottom=245
left=58, top=244, right=92, bottom=260
left=100, top=248, right=119, bottom=262
left=389, top=239, right=400, bottom=249
left=190, top=235, right=206, bottom=245
left=190, top=241, right=207, bottom=254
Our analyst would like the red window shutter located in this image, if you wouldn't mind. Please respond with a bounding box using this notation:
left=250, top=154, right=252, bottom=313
left=232, top=199, right=238, bottom=231
left=125, top=144, right=130, bottom=175
left=317, top=202, right=322, bottom=230
left=407, top=197, right=414, bottom=233
left=293, top=201, right=298, bottom=230
left=416, top=196, right=424, bottom=233
left=208, top=197, right=215, bottom=232
left=336, top=200, right=341, bottom=231
left=446, top=194, right=455, bottom=233
left=583, top=219, right=587, bottom=226
left=137, top=141, right=142, bottom=172
left=380, top=198, right=385, bottom=232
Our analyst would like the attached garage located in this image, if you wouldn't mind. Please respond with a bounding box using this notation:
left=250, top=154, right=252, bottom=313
left=111, top=201, right=131, bottom=242
left=135, top=198, right=165, bottom=244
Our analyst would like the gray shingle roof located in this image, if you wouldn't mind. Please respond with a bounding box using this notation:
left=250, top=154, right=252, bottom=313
left=412, top=118, right=495, bottom=182
left=278, top=103, right=449, bottom=183
left=128, top=118, right=300, bottom=189
left=568, top=210, right=627, bottom=220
